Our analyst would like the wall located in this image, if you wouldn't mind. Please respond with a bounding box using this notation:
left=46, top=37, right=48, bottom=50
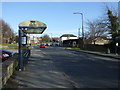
left=84, top=44, right=107, bottom=53
left=2, top=53, right=18, bottom=88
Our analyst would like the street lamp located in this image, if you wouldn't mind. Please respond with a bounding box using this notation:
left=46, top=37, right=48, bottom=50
left=73, top=12, right=84, bottom=39
left=73, top=12, right=84, bottom=48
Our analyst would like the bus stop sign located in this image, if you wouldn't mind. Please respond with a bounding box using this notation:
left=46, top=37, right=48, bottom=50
left=18, top=20, right=47, bottom=71
left=19, top=20, right=47, bottom=34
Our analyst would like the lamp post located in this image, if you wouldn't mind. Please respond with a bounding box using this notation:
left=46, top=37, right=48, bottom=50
left=73, top=12, right=84, bottom=48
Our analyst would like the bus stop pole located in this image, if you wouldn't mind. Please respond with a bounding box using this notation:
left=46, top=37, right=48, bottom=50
left=18, top=29, right=23, bottom=71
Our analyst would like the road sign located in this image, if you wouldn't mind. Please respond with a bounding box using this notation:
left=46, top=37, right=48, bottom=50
left=19, top=20, right=47, bottom=34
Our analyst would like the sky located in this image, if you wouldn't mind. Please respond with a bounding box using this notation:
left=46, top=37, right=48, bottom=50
left=1, top=0, right=119, bottom=38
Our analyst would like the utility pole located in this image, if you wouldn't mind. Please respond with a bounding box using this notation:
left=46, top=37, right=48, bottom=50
left=78, top=28, right=80, bottom=38
left=50, top=33, right=52, bottom=42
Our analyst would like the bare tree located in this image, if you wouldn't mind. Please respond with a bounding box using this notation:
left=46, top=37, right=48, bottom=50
left=85, top=2, right=119, bottom=45
left=85, top=18, right=109, bottom=44
left=0, top=19, right=15, bottom=43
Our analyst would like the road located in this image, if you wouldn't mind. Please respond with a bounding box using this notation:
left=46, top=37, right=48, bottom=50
left=37, top=46, right=119, bottom=88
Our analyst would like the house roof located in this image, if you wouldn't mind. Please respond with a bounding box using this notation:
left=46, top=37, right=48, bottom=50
left=60, top=34, right=77, bottom=38
left=88, top=36, right=111, bottom=40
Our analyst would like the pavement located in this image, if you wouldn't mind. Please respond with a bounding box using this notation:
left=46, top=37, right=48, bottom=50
left=5, top=48, right=76, bottom=89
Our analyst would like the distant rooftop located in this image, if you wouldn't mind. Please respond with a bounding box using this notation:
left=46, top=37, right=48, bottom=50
left=60, top=34, right=77, bottom=38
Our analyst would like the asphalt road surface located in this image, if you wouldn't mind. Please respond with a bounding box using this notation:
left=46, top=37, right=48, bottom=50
left=37, top=46, right=119, bottom=88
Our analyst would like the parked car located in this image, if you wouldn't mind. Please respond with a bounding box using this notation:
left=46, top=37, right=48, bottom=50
left=52, top=43, right=59, bottom=47
left=45, top=44, right=49, bottom=46
left=0, top=49, right=15, bottom=62
left=39, top=44, right=46, bottom=48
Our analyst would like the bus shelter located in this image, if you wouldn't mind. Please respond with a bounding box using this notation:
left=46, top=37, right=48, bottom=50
left=18, top=20, right=47, bottom=71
